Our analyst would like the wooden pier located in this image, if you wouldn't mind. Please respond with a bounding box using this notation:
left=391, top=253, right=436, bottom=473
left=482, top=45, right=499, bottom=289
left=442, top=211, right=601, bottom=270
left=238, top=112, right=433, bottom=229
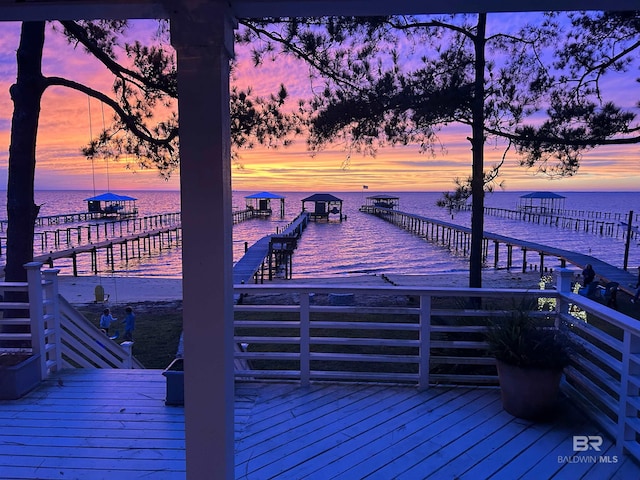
left=233, top=208, right=258, bottom=224
left=459, top=204, right=639, bottom=241
left=33, top=224, right=181, bottom=276
left=0, top=212, right=102, bottom=232
left=30, top=212, right=181, bottom=254
left=233, top=212, right=309, bottom=285
left=361, top=206, right=639, bottom=294
left=0, top=212, right=182, bottom=274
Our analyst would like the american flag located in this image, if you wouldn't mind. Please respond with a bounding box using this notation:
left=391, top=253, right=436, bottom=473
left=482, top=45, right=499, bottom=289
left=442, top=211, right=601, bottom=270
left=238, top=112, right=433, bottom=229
left=362, top=185, right=368, bottom=189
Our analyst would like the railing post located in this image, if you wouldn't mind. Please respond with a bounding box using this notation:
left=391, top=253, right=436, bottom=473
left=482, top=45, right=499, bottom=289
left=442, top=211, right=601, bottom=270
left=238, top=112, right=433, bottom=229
left=617, top=331, right=640, bottom=456
left=120, top=341, right=134, bottom=368
left=300, top=292, right=310, bottom=386
left=555, top=268, right=573, bottom=293
left=419, top=294, right=432, bottom=391
left=43, top=268, right=62, bottom=373
left=555, top=268, right=574, bottom=325
left=25, top=262, right=46, bottom=381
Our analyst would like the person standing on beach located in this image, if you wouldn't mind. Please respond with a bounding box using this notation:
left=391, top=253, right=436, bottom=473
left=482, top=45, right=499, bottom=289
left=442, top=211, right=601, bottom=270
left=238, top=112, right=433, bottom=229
left=99, top=308, right=117, bottom=335
left=122, top=306, right=135, bottom=341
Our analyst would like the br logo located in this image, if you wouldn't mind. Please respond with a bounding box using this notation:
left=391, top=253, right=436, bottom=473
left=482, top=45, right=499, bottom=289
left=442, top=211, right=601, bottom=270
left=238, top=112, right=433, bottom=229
left=573, top=435, right=603, bottom=452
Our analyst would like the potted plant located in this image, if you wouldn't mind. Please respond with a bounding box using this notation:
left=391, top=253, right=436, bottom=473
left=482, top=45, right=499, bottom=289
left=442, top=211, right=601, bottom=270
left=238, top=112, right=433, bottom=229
left=485, top=304, right=572, bottom=420
left=0, top=353, right=42, bottom=400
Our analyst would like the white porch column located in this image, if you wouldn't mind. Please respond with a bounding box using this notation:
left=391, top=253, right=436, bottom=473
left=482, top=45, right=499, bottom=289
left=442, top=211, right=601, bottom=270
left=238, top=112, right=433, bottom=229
left=170, top=3, right=236, bottom=479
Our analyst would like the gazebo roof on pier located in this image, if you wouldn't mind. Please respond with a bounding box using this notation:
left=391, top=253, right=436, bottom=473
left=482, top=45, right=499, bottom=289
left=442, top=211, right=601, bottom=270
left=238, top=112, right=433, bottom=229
left=520, top=191, right=565, bottom=200
left=244, top=192, right=285, bottom=199
left=518, top=191, right=566, bottom=212
left=302, top=193, right=342, bottom=202
left=84, top=192, right=137, bottom=202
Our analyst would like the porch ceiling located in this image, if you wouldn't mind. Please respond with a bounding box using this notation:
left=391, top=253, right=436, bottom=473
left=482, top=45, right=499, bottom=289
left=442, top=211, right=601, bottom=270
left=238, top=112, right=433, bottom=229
left=0, top=0, right=636, bottom=23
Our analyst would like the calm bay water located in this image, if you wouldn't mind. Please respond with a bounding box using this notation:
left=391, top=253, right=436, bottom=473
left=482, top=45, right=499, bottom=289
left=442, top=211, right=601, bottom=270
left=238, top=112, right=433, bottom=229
left=235, top=190, right=640, bottom=278
left=1, top=190, right=639, bottom=279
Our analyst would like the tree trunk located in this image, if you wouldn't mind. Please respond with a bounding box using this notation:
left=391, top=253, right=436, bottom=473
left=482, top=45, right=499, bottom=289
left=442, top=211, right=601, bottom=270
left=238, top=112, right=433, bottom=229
left=5, top=22, right=46, bottom=283
left=469, top=13, right=487, bottom=289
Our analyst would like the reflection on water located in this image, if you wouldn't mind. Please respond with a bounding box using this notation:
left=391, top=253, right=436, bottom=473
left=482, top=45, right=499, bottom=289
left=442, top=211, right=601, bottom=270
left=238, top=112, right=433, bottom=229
left=2, top=190, right=639, bottom=279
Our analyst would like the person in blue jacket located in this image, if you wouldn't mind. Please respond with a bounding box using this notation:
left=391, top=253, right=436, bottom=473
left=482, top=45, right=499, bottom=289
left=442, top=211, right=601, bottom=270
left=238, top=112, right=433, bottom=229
left=99, top=308, right=116, bottom=335
left=123, top=306, right=135, bottom=341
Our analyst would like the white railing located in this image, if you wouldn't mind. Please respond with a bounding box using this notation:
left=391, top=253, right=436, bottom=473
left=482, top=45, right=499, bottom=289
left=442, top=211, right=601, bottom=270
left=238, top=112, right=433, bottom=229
left=0, top=263, right=140, bottom=380
left=554, top=269, right=640, bottom=462
left=233, top=269, right=640, bottom=461
left=0, top=263, right=64, bottom=380
left=57, top=295, right=143, bottom=369
left=235, top=284, right=552, bottom=388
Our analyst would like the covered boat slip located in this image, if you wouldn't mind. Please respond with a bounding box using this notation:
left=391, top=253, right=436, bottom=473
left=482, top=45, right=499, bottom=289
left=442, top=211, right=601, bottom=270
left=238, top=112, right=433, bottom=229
left=362, top=194, right=401, bottom=210
left=244, top=191, right=286, bottom=218
left=85, top=192, right=138, bottom=219
left=302, top=193, right=344, bottom=221
left=0, top=370, right=637, bottom=479
left=518, top=192, right=567, bottom=213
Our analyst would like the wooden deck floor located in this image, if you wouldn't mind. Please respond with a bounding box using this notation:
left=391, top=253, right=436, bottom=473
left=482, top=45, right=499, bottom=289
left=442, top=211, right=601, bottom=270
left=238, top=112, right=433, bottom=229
left=1, top=370, right=639, bottom=479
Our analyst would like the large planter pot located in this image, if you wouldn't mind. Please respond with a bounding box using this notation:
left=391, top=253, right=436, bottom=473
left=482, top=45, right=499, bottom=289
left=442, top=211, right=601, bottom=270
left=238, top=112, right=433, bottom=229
left=496, top=359, right=563, bottom=420
left=0, top=354, right=42, bottom=400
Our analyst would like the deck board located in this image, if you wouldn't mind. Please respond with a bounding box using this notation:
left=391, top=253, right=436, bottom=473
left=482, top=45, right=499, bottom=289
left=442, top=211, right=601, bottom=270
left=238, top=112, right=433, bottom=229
left=295, top=388, right=469, bottom=479
left=344, top=388, right=499, bottom=479
left=0, top=370, right=638, bottom=479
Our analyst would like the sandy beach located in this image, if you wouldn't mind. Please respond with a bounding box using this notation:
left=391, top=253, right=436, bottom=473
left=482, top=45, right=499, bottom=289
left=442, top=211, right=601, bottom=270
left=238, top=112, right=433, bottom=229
left=57, top=275, right=184, bottom=305
left=56, top=269, right=549, bottom=305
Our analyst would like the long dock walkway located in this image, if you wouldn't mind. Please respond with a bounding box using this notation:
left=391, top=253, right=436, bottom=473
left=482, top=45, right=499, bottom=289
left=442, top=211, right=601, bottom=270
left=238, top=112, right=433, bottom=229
left=233, top=212, right=309, bottom=285
left=0, top=211, right=102, bottom=231
left=472, top=205, right=637, bottom=240
left=33, top=224, right=181, bottom=276
left=485, top=230, right=638, bottom=294
left=362, top=206, right=638, bottom=295
left=233, top=236, right=272, bottom=284
left=31, top=212, right=181, bottom=253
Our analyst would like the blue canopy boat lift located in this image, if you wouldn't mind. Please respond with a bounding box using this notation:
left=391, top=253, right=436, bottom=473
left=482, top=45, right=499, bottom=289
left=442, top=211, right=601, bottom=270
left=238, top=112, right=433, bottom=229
left=244, top=191, right=285, bottom=217
left=85, top=192, right=139, bottom=219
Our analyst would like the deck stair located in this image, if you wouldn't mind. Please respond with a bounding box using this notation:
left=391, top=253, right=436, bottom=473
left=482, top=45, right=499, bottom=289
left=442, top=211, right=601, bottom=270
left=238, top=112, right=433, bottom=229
left=57, top=295, right=143, bottom=369
left=0, top=265, right=142, bottom=376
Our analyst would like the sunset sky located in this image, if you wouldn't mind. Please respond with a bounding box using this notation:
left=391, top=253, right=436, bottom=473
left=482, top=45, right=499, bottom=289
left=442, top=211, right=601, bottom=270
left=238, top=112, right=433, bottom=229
left=0, top=16, right=638, bottom=193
